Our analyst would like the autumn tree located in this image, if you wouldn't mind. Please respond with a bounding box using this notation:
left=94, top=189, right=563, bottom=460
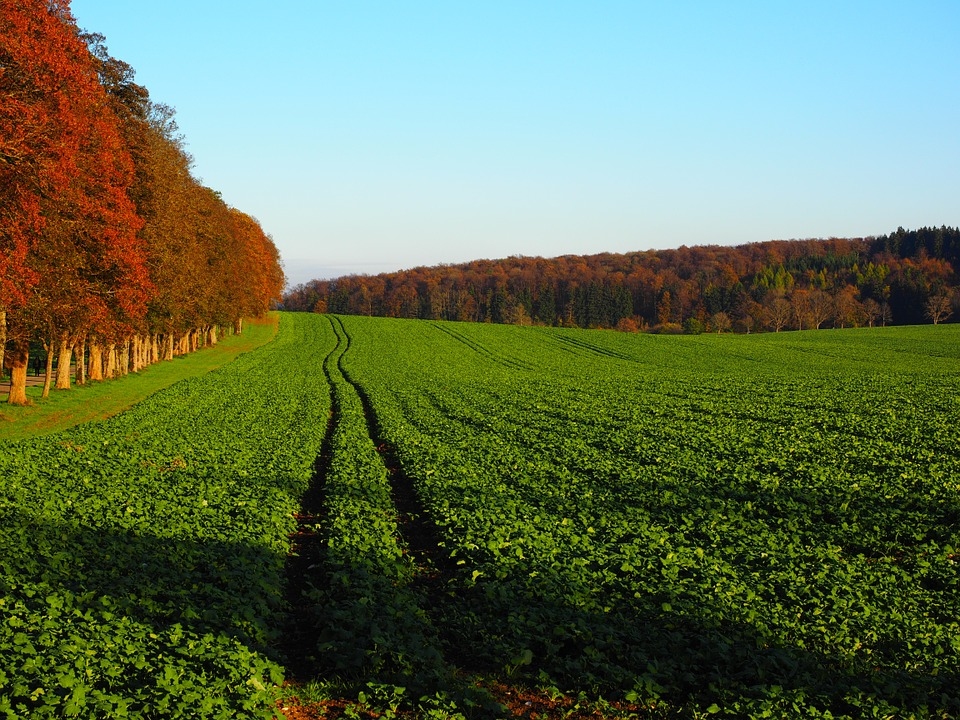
left=833, top=285, right=863, bottom=328
left=806, top=289, right=833, bottom=330
left=880, top=302, right=893, bottom=327
left=2, top=10, right=283, bottom=402
left=226, top=208, right=285, bottom=332
left=656, top=290, right=672, bottom=326
left=765, top=297, right=792, bottom=332
left=709, top=311, right=732, bottom=334
left=925, top=292, right=953, bottom=325
left=862, top=298, right=881, bottom=327
left=1, top=0, right=87, bottom=399
left=1, top=0, right=148, bottom=403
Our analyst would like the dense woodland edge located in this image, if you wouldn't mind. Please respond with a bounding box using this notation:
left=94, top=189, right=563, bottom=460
left=283, top=226, right=959, bottom=335
left=1, top=1, right=285, bottom=405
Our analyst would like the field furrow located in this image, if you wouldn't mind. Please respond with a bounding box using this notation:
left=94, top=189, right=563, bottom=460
left=293, top=316, right=502, bottom=715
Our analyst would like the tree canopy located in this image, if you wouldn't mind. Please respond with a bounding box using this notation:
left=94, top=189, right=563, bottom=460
left=1, top=0, right=284, bottom=403
left=283, top=228, right=960, bottom=333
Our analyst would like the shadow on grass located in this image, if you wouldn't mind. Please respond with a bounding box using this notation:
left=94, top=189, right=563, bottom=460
left=428, top=468, right=960, bottom=717
left=297, top=442, right=960, bottom=717
left=0, top=506, right=287, bottom=717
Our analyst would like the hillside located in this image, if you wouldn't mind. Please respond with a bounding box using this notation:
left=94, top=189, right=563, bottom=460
left=283, top=226, right=959, bottom=332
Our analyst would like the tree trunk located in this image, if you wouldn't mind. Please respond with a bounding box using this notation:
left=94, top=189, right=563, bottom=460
left=76, top=338, right=86, bottom=385
left=105, top=343, right=117, bottom=378
left=120, top=339, right=130, bottom=376
left=0, top=310, right=6, bottom=382
left=41, top=341, right=54, bottom=398
left=129, top=335, right=139, bottom=373
left=208, top=325, right=218, bottom=346
left=234, top=317, right=243, bottom=335
left=55, top=337, right=73, bottom=390
left=163, top=334, right=174, bottom=361
left=6, top=340, right=28, bottom=405
left=88, top=341, right=103, bottom=381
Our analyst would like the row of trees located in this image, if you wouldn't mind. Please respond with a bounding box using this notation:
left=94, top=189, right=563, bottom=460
left=1, top=0, right=284, bottom=404
left=283, top=228, right=958, bottom=333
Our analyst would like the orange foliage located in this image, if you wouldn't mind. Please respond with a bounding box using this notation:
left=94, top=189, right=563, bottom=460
left=1, top=0, right=285, bottom=401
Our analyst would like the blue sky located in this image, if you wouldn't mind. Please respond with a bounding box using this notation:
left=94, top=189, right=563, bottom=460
left=69, top=1, right=960, bottom=287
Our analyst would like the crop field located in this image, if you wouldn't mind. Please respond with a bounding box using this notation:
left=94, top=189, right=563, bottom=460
left=2, top=314, right=959, bottom=718
left=0, top=315, right=334, bottom=718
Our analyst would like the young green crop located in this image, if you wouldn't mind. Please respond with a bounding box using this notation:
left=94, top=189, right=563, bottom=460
left=302, top=316, right=441, bottom=679
left=4, top=313, right=959, bottom=718
left=0, top=314, right=335, bottom=719
left=336, top=316, right=960, bottom=718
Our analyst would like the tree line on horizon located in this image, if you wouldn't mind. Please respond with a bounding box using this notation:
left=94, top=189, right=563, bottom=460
left=1, top=0, right=284, bottom=405
left=283, top=226, right=959, bottom=334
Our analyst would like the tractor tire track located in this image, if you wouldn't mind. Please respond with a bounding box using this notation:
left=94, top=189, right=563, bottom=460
left=330, top=316, right=455, bottom=588
left=547, top=331, right=640, bottom=362
left=279, top=321, right=343, bottom=682
left=432, top=322, right=532, bottom=371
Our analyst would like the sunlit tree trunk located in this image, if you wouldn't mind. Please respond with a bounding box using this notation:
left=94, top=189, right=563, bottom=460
left=129, top=335, right=139, bottom=372
left=137, top=334, right=148, bottom=370
left=164, top=334, right=174, bottom=361
left=234, top=317, right=243, bottom=335
left=0, top=310, right=6, bottom=381
left=6, top=340, right=28, bottom=405
left=88, top=340, right=103, bottom=381
left=119, top=338, right=130, bottom=376
left=75, top=338, right=86, bottom=385
left=104, top=343, right=117, bottom=378
left=41, top=339, right=54, bottom=398
left=55, top=337, right=73, bottom=389
left=207, top=325, right=218, bottom=346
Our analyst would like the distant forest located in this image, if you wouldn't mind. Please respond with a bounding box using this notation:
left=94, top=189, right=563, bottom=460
left=283, top=226, right=959, bottom=333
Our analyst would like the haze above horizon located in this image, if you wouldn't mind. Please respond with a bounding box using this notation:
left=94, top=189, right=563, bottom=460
left=70, top=1, right=960, bottom=286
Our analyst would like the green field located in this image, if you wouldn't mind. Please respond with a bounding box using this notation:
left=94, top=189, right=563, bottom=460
left=1, top=314, right=959, bottom=718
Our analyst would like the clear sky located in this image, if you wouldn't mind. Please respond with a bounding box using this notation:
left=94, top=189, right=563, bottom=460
left=69, top=1, right=960, bottom=287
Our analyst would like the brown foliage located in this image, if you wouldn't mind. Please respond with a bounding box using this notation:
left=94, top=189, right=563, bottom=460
left=285, top=227, right=959, bottom=333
